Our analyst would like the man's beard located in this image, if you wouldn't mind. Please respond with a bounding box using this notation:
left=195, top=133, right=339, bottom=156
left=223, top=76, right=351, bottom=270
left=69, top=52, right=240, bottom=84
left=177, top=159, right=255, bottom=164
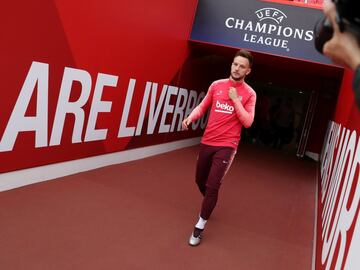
left=231, top=73, right=244, bottom=81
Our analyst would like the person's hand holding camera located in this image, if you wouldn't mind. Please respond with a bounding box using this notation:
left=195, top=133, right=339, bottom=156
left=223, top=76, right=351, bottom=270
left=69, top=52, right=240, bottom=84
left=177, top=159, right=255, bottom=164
left=315, top=0, right=360, bottom=108
left=322, top=1, right=360, bottom=70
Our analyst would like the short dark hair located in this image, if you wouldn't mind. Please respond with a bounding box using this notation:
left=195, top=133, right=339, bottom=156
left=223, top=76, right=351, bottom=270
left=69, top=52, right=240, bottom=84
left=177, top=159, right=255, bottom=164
left=234, top=49, right=253, bottom=68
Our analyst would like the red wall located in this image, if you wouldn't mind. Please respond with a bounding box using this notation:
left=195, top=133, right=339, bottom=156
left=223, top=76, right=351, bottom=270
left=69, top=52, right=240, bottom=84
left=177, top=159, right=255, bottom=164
left=0, top=1, right=201, bottom=173
left=316, top=68, right=360, bottom=269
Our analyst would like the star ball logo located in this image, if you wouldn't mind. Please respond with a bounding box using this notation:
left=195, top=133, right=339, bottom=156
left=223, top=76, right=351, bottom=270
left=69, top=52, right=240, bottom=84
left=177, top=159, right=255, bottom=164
left=225, top=7, right=314, bottom=52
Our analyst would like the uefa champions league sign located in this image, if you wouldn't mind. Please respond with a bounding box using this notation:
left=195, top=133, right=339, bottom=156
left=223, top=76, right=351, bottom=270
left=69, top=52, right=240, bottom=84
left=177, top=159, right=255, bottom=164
left=190, top=0, right=332, bottom=65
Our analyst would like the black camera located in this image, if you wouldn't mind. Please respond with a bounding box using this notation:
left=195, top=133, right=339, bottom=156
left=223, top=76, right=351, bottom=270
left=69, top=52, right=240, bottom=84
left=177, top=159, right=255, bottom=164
left=314, top=0, right=360, bottom=54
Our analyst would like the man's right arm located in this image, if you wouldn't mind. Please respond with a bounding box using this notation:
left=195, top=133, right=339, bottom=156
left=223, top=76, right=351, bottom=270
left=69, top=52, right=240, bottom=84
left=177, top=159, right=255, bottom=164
left=182, top=85, right=213, bottom=130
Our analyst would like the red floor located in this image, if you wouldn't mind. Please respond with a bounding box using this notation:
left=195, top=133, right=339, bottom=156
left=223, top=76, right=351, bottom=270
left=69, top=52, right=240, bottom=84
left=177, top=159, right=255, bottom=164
left=0, top=143, right=317, bottom=270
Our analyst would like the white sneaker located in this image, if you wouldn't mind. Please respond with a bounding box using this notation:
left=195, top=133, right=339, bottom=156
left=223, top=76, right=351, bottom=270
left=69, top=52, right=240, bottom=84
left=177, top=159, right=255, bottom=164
left=189, top=233, right=201, bottom=246
left=188, top=228, right=203, bottom=246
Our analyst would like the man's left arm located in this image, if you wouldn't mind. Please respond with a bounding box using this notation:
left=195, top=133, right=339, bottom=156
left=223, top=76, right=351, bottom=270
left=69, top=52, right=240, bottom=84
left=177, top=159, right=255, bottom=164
left=229, top=87, right=256, bottom=128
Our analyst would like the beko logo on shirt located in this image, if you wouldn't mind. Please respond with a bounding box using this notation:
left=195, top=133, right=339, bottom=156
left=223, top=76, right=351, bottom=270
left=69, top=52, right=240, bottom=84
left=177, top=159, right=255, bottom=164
left=215, top=100, right=234, bottom=114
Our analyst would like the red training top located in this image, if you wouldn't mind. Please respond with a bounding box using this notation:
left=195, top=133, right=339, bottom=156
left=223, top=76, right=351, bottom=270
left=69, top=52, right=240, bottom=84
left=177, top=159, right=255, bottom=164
left=188, top=78, right=256, bottom=149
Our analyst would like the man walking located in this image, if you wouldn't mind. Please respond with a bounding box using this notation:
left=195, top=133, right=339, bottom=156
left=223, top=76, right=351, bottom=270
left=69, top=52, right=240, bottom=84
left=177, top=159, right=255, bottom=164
left=182, top=49, right=257, bottom=246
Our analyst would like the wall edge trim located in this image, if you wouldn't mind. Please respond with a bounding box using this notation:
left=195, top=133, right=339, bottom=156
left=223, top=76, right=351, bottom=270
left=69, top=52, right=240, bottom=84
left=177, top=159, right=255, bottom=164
left=0, top=137, right=201, bottom=192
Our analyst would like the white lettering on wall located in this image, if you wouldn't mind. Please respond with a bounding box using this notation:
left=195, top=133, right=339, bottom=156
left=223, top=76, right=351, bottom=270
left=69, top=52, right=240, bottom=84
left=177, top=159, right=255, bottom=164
left=0, top=61, right=48, bottom=151
left=147, top=83, right=167, bottom=135
left=185, top=90, right=197, bottom=120
left=135, top=81, right=152, bottom=136
left=0, top=61, right=207, bottom=152
left=118, top=78, right=137, bottom=138
left=49, top=67, right=92, bottom=146
left=320, top=121, right=360, bottom=269
left=170, top=88, right=188, bottom=132
left=85, top=73, right=118, bottom=142
left=159, top=85, right=178, bottom=133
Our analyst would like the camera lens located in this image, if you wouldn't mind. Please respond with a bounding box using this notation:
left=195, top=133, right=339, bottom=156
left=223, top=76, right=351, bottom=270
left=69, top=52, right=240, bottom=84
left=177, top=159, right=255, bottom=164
left=314, top=16, right=334, bottom=54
